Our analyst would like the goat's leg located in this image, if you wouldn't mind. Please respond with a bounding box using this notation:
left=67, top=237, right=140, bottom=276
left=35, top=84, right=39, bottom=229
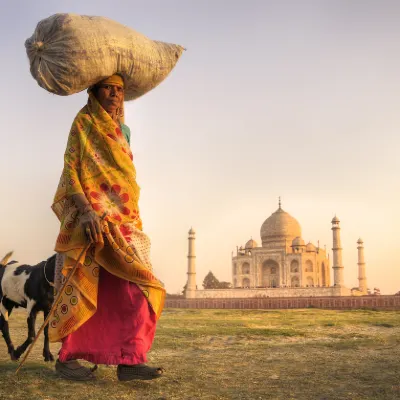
left=14, top=306, right=38, bottom=360
left=0, top=299, right=17, bottom=360
left=42, top=310, right=54, bottom=362
left=0, top=314, right=17, bottom=360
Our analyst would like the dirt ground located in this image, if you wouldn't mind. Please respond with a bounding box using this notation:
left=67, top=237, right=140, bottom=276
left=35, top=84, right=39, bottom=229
left=0, top=308, right=399, bottom=400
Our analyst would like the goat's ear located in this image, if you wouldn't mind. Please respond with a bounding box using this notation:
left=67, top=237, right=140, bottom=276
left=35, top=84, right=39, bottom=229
left=0, top=251, right=13, bottom=266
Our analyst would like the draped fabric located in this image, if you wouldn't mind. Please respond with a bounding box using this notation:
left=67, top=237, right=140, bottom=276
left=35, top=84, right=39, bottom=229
left=58, top=267, right=157, bottom=365
left=49, top=93, right=165, bottom=342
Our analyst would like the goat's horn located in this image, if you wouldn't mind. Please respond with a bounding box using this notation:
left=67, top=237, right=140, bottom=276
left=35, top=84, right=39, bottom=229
left=0, top=251, right=13, bottom=266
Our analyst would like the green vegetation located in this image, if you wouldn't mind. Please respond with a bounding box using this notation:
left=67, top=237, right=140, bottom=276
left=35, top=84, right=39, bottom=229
left=1, top=308, right=399, bottom=399
left=202, top=271, right=232, bottom=289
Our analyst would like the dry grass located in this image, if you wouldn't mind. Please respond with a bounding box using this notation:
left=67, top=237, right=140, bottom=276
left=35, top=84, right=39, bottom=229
left=0, top=308, right=399, bottom=399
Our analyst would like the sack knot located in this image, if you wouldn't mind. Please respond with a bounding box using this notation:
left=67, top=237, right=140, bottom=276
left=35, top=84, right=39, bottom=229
left=33, top=41, right=44, bottom=51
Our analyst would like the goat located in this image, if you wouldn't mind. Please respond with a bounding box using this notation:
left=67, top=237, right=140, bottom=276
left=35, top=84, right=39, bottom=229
left=0, top=252, right=55, bottom=362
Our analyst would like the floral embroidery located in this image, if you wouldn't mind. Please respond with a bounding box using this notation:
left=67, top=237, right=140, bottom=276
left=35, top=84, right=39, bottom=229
left=90, top=183, right=130, bottom=221
left=120, top=224, right=133, bottom=243
left=131, top=210, right=140, bottom=221
left=107, top=127, right=133, bottom=160
left=89, top=149, right=107, bottom=167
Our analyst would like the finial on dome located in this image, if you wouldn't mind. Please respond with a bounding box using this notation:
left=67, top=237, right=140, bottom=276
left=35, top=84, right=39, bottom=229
left=278, top=196, right=281, bottom=209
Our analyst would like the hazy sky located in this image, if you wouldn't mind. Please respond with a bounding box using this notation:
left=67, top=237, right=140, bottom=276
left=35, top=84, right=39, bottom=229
left=1, top=0, right=399, bottom=294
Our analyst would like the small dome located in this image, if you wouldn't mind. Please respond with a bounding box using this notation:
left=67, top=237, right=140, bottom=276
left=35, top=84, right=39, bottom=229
left=331, top=215, right=340, bottom=223
left=239, top=246, right=244, bottom=251
left=245, top=238, right=258, bottom=249
left=292, top=237, right=305, bottom=247
left=306, top=242, right=316, bottom=252
left=357, top=237, right=363, bottom=244
left=189, top=227, right=195, bottom=234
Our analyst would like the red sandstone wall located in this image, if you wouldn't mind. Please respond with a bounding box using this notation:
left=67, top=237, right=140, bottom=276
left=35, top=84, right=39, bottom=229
left=165, top=295, right=400, bottom=310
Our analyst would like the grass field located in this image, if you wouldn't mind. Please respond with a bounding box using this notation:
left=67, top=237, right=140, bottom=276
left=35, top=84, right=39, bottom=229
left=0, top=308, right=399, bottom=400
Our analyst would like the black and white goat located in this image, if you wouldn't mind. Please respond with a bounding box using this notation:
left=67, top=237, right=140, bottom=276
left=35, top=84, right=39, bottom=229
left=0, top=252, right=55, bottom=362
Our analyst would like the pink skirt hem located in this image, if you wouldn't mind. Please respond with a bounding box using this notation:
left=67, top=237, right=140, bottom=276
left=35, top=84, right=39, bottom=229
left=58, top=267, right=156, bottom=366
left=58, top=349, right=147, bottom=365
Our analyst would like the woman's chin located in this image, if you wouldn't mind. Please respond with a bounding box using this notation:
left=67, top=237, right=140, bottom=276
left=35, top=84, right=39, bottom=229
left=104, top=106, right=119, bottom=115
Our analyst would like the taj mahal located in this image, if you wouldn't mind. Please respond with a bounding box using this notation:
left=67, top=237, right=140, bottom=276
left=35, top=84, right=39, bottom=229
left=184, top=199, right=368, bottom=299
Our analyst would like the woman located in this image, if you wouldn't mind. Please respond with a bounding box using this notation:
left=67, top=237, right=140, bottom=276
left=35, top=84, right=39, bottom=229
left=50, top=74, right=165, bottom=381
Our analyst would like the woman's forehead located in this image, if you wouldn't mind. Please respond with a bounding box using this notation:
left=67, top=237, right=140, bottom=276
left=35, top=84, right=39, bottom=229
left=98, top=74, right=125, bottom=88
left=99, top=83, right=123, bottom=89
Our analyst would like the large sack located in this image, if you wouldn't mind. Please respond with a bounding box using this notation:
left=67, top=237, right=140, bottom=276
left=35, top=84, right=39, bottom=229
left=25, top=13, right=184, bottom=101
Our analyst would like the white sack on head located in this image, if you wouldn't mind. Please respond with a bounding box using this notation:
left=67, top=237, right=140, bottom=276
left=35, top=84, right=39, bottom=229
left=25, top=13, right=184, bottom=101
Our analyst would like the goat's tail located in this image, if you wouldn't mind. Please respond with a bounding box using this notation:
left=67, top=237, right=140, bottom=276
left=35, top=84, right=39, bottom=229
left=0, top=251, right=13, bottom=267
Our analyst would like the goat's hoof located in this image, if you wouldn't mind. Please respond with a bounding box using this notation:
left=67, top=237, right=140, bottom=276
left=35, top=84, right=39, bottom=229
left=44, top=353, right=55, bottom=362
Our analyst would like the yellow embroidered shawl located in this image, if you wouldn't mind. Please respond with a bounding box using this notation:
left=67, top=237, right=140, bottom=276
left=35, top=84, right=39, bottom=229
left=49, top=93, right=165, bottom=342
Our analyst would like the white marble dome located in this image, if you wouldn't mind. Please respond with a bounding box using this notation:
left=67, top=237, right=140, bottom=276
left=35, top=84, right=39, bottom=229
left=260, top=206, right=302, bottom=246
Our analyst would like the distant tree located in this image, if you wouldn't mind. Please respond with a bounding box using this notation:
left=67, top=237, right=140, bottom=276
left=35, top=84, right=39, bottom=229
left=203, top=271, right=220, bottom=289
left=182, top=283, right=187, bottom=295
left=373, top=287, right=381, bottom=296
left=218, top=281, right=232, bottom=289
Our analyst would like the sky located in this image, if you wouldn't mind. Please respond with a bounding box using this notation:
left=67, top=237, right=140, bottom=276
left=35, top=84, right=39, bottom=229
left=0, top=0, right=399, bottom=295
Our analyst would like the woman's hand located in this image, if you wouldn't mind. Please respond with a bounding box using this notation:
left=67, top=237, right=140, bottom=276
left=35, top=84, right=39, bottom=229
left=80, top=209, right=102, bottom=243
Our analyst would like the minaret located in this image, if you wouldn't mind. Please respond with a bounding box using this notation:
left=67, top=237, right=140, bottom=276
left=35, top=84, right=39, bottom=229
left=331, top=216, right=344, bottom=286
left=357, top=238, right=367, bottom=294
left=185, top=227, right=197, bottom=299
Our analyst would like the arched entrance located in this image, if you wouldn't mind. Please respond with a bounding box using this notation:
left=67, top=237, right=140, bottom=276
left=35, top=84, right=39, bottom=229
left=305, top=260, right=313, bottom=272
left=291, top=276, right=300, bottom=287
left=290, top=260, right=299, bottom=273
left=242, top=262, right=250, bottom=274
left=262, top=260, right=279, bottom=287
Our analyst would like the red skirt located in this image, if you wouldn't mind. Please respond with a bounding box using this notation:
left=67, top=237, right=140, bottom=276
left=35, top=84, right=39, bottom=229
left=58, top=267, right=156, bottom=365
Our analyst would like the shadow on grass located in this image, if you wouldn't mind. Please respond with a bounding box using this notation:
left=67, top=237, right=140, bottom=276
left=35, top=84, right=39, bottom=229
left=371, top=322, right=395, bottom=328
left=0, top=361, right=54, bottom=373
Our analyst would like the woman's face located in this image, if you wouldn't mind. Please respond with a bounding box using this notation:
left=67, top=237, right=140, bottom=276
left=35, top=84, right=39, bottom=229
left=95, top=84, right=124, bottom=114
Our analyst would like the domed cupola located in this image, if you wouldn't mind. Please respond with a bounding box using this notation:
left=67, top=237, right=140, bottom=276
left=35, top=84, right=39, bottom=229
left=291, top=236, right=305, bottom=252
left=245, top=238, right=258, bottom=249
left=306, top=242, right=317, bottom=252
left=292, top=237, right=305, bottom=247
left=260, top=199, right=302, bottom=248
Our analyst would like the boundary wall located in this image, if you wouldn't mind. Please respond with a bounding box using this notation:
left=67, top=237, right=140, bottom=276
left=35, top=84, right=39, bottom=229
left=165, top=295, right=400, bottom=310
